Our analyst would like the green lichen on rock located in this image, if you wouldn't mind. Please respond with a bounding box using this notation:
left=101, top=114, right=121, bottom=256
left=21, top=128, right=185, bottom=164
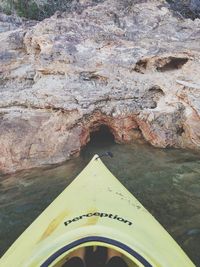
left=0, top=0, right=74, bottom=20
left=167, top=0, right=200, bottom=19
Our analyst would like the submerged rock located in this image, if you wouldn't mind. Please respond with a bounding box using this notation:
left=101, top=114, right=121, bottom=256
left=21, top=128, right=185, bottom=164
left=1, top=0, right=200, bottom=173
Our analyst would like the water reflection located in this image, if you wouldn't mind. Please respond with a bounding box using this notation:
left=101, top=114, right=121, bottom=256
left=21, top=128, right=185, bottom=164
left=0, top=141, right=200, bottom=266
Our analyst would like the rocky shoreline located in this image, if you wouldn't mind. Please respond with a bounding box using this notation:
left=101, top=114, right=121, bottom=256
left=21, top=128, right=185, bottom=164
left=1, top=0, right=200, bottom=173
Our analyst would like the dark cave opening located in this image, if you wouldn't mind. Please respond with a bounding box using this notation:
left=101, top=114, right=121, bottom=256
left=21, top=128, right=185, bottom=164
left=156, top=57, right=189, bottom=72
left=89, top=125, right=115, bottom=147
left=81, top=125, right=115, bottom=158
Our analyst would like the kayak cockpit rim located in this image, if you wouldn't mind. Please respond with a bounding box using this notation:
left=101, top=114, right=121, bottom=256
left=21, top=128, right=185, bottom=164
left=41, top=236, right=153, bottom=267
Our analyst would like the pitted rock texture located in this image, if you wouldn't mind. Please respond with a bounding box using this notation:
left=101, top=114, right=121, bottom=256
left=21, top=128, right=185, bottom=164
left=1, top=0, right=200, bottom=173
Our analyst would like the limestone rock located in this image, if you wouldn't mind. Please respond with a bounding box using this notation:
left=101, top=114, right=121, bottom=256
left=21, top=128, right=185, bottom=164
left=1, top=0, right=200, bottom=173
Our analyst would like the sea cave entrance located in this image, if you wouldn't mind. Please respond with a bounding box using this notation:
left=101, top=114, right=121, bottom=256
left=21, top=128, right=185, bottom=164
left=89, top=125, right=115, bottom=147
left=81, top=124, right=115, bottom=160
left=81, top=125, right=115, bottom=158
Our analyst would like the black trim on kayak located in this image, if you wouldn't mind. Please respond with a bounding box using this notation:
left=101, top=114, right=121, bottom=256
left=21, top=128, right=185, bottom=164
left=40, top=236, right=153, bottom=267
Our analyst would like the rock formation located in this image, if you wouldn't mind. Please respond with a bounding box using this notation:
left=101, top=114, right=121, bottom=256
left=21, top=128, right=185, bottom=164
left=1, top=0, right=200, bottom=173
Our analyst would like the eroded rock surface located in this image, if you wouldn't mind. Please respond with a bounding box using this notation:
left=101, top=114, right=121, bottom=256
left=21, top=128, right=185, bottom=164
left=1, top=0, right=200, bottom=173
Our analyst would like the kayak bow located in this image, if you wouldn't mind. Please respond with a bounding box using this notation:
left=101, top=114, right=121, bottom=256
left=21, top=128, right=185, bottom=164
left=0, top=155, right=195, bottom=267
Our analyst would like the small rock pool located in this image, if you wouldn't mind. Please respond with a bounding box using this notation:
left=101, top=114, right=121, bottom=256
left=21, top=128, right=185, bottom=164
left=0, top=138, right=200, bottom=266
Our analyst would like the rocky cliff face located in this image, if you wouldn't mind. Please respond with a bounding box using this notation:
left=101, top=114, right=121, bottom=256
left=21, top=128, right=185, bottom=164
left=1, top=0, right=200, bottom=173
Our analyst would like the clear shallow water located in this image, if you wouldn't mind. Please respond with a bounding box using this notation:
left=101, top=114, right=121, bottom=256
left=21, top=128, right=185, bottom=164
left=0, top=139, right=200, bottom=266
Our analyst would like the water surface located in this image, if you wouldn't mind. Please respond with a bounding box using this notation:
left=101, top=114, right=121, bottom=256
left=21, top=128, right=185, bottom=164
left=0, top=140, right=200, bottom=266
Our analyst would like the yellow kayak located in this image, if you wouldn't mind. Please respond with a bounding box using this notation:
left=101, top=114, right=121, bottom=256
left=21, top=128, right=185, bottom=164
left=0, top=155, right=195, bottom=267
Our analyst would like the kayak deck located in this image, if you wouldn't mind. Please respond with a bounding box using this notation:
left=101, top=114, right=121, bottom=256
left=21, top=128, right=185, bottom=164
left=0, top=155, right=195, bottom=267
